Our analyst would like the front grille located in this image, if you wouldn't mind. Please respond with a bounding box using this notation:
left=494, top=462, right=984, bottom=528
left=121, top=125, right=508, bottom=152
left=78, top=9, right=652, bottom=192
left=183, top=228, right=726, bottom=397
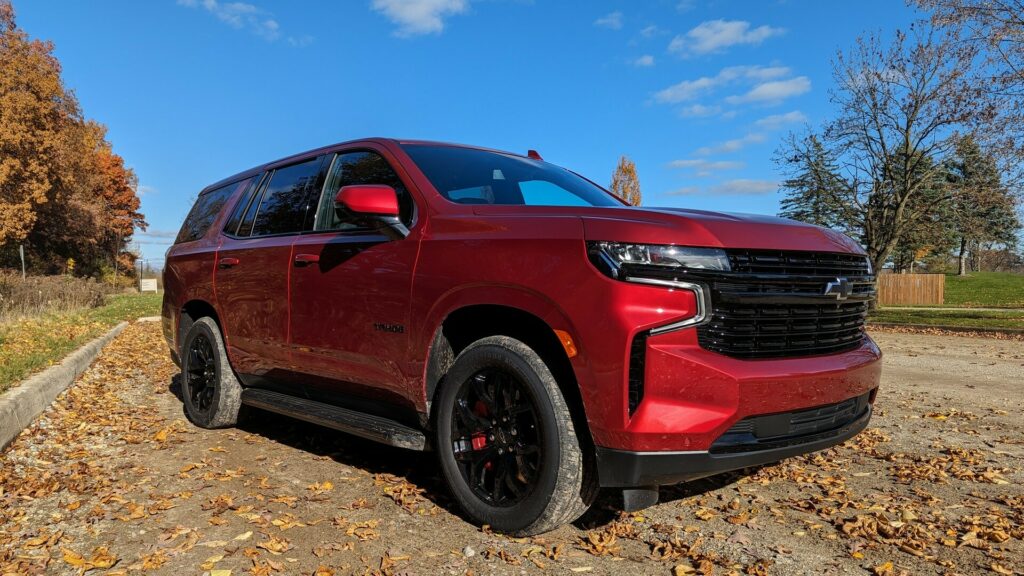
left=698, top=301, right=869, bottom=358
left=710, top=392, right=871, bottom=454
left=695, top=249, right=874, bottom=359
left=727, top=249, right=871, bottom=276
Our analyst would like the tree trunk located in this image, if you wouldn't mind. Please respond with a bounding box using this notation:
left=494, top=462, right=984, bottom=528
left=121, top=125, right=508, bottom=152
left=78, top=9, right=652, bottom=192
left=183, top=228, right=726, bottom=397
left=958, top=236, right=968, bottom=276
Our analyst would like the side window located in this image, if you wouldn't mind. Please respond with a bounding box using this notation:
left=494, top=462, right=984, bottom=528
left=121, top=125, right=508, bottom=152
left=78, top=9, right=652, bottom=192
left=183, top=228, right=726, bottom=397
left=447, top=186, right=495, bottom=204
left=175, top=180, right=243, bottom=244
left=315, top=151, right=413, bottom=232
left=251, top=158, right=321, bottom=236
left=222, top=174, right=262, bottom=235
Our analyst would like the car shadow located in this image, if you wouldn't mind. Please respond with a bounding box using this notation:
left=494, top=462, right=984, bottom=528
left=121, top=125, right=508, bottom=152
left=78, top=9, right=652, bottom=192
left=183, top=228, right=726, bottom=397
left=166, top=372, right=766, bottom=532
left=573, top=467, right=765, bottom=529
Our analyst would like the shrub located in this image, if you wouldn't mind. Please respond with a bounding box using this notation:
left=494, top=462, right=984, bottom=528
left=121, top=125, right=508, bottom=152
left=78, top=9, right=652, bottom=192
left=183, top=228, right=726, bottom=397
left=0, top=272, right=116, bottom=323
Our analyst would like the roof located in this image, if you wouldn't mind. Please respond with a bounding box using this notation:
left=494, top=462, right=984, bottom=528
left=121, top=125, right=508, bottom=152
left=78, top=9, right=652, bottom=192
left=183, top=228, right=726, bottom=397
left=200, top=137, right=533, bottom=194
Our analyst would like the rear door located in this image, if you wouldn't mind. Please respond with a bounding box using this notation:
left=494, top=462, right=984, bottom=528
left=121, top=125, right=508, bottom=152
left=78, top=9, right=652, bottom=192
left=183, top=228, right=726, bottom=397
left=288, top=147, right=421, bottom=411
left=215, top=156, right=325, bottom=381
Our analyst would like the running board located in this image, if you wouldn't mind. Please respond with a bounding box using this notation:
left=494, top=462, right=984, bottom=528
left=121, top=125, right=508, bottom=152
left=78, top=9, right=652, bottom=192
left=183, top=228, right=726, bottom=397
left=240, top=389, right=426, bottom=450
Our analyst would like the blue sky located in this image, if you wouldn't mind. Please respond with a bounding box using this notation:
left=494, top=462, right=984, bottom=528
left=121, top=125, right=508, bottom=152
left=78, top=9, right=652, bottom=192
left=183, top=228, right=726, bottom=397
left=17, top=0, right=920, bottom=263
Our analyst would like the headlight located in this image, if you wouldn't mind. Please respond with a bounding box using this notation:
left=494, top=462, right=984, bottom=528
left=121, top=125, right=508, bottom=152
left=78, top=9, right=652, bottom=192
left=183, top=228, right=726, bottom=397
left=588, top=241, right=730, bottom=279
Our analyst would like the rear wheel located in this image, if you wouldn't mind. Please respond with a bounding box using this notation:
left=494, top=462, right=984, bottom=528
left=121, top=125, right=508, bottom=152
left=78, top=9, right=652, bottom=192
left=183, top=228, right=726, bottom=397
left=180, top=317, right=242, bottom=429
left=435, top=336, right=595, bottom=535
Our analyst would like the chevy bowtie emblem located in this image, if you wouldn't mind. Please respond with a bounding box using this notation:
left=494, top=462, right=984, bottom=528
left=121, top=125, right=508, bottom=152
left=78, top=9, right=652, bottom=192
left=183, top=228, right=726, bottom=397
left=823, top=277, right=853, bottom=300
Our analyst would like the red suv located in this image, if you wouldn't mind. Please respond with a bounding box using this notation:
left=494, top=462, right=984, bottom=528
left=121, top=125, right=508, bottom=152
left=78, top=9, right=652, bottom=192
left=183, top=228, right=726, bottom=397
left=162, top=138, right=881, bottom=535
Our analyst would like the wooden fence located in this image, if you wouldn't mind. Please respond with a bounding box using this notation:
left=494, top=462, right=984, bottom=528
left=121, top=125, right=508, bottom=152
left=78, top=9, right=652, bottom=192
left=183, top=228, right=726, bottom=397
left=877, top=273, right=945, bottom=306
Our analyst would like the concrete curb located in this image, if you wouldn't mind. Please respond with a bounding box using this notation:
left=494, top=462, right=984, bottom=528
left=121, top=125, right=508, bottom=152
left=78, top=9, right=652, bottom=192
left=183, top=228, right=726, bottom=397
left=0, top=321, right=129, bottom=451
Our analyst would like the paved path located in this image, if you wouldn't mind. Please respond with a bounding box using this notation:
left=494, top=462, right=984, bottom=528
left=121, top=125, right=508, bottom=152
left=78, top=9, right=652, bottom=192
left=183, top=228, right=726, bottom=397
left=1, top=323, right=1021, bottom=575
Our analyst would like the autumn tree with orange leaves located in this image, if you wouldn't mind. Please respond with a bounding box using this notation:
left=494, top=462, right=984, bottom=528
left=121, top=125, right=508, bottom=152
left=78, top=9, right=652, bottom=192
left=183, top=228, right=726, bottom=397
left=610, top=155, right=641, bottom=206
left=0, top=1, right=144, bottom=277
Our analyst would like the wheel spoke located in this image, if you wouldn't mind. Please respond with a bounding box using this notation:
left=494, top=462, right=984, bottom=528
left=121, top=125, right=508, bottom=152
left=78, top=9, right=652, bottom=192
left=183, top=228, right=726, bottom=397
left=451, top=367, right=542, bottom=507
left=455, top=399, right=489, bottom=429
left=490, top=457, right=506, bottom=503
left=504, top=467, right=525, bottom=498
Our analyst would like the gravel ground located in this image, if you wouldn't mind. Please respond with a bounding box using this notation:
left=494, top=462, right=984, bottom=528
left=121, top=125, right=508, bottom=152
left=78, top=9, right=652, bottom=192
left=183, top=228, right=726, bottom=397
left=1, top=323, right=1021, bottom=576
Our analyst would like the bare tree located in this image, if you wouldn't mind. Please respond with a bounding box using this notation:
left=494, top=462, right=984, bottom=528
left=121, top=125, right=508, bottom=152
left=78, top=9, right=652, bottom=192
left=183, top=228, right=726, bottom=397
left=789, top=27, right=978, bottom=274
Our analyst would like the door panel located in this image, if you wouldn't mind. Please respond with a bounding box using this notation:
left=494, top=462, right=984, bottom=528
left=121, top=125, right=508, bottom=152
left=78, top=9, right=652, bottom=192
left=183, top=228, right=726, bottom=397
left=289, top=233, right=417, bottom=407
left=213, top=156, right=323, bottom=380
left=287, top=148, right=421, bottom=412
left=215, top=235, right=294, bottom=377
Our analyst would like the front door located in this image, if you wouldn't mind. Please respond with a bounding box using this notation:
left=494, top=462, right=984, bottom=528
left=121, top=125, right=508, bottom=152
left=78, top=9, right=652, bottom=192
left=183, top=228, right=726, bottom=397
left=215, top=156, right=324, bottom=381
left=288, top=148, right=421, bottom=413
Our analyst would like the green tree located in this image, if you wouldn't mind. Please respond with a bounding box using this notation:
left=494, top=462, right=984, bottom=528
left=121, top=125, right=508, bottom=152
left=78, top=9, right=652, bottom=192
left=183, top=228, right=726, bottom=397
left=610, top=155, right=641, bottom=206
left=945, top=135, right=1020, bottom=274
left=776, top=133, right=848, bottom=229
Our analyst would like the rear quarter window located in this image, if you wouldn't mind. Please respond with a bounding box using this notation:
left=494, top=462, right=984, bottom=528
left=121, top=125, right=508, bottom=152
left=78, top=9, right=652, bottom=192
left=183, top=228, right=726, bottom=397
left=175, top=181, right=242, bottom=244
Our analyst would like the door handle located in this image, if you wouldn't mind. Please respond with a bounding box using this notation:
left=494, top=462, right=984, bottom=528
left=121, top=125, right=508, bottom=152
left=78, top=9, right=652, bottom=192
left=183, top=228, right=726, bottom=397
left=293, top=253, right=320, bottom=267
left=218, top=257, right=240, bottom=269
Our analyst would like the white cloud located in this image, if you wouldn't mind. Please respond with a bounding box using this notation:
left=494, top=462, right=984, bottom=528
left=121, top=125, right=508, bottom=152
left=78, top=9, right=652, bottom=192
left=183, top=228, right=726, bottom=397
left=594, top=11, right=623, bottom=30
left=137, top=185, right=157, bottom=196
left=633, top=54, right=655, bottom=67
left=371, top=0, right=468, bottom=37
left=669, top=19, right=785, bottom=56
left=710, top=179, right=778, bottom=195
left=726, top=77, right=811, bottom=105
left=653, top=65, right=791, bottom=103
left=694, top=132, right=766, bottom=155
left=137, top=229, right=179, bottom=239
left=666, top=186, right=701, bottom=196
left=640, top=25, right=662, bottom=38
left=679, top=103, right=722, bottom=117
left=755, top=110, right=808, bottom=129
left=288, top=35, right=314, bottom=47
left=177, top=0, right=283, bottom=41
left=668, top=159, right=744, bottom=171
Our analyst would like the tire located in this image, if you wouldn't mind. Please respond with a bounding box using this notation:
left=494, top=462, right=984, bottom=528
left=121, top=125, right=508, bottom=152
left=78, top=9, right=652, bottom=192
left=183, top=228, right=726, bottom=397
left=180, top=316, right=242, bottom=429
left=434, top=336, right=596, bottom=535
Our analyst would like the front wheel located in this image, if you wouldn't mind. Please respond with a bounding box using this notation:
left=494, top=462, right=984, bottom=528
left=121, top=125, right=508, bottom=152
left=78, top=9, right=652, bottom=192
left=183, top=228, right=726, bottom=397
left=434, top=336, right=595, bottom=535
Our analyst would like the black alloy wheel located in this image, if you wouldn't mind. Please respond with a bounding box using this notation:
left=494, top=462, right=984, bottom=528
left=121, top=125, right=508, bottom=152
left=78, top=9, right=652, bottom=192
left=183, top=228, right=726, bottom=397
left=450, top=369, right=542, bottom=506
left=185, top=332, right=217, bottom=415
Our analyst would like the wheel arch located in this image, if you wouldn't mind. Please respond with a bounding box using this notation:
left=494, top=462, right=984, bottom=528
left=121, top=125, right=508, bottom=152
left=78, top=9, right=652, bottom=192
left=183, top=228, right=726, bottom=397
left=178, top=299, right=222, bottom=357
left=423, top=299, right=594, bottom=452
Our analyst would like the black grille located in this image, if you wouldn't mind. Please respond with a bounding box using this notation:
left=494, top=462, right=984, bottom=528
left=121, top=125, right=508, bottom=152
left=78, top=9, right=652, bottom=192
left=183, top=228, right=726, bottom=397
left=695, top=249, right=874, bottom=359
left=727, top=249, right=871, bottom=276
left=698, top=301, right=869, bottom=358
left=710, top=393, right=871, bottom=454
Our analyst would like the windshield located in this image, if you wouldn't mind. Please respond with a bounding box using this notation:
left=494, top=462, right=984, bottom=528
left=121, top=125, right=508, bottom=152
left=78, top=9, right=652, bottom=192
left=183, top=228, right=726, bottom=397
left=401, top=144, right=623, bottom=207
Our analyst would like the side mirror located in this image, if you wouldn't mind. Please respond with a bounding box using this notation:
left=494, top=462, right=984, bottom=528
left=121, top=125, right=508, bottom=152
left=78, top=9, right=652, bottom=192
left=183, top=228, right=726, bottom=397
left=334, top=185, right=409, bottom=239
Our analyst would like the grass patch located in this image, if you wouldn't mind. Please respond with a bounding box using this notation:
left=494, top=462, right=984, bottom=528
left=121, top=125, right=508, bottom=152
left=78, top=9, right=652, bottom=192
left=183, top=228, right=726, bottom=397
left=944, top=272, right=1024, bottom=308
left=0, top=292, right=161, bottom=393
left=870, top=307, right=1024, bottom=330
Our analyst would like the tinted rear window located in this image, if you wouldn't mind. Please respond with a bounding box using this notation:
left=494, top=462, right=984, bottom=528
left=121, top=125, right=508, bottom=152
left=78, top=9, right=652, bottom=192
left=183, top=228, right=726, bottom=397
left=175, top=180, right=243, bottom=244
left=251, top=158, right=321, bottom=236
left=401, top=144, right=620, bottom=207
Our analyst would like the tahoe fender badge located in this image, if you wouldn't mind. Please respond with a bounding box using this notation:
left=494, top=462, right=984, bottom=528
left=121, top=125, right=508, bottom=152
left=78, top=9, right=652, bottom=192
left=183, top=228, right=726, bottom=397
left=374, top=322, right=405, bottom=334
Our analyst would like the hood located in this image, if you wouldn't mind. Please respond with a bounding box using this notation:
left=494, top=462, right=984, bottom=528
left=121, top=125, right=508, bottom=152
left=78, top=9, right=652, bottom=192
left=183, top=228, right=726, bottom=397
left=578, top=206, right=864, bottom=254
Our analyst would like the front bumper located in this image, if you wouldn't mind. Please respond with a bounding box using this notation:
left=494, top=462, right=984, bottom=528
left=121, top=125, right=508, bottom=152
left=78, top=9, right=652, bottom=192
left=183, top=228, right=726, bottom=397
left=596, top=398, right=872, bottom=487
